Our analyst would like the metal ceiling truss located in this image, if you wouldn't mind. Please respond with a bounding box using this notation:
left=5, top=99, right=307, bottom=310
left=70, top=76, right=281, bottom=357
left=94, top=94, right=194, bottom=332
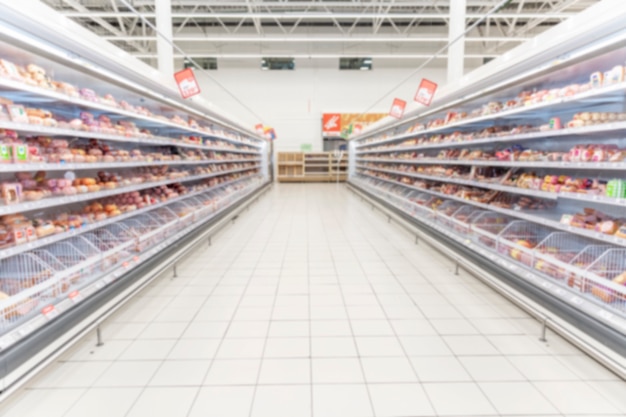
left=42, top=0, right=600, bottom=60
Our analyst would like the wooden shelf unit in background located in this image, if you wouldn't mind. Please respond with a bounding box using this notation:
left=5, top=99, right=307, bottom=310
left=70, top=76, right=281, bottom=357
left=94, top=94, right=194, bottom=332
left=277, top=151, right=348, bottom=182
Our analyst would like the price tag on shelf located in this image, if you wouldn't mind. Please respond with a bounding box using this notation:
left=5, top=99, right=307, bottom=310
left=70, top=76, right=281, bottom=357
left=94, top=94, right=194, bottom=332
left=571, top=297, right=584, bottom=306
left=41, top=305, right=59, bottom=321
left=68, top=290, right=83, bottom=304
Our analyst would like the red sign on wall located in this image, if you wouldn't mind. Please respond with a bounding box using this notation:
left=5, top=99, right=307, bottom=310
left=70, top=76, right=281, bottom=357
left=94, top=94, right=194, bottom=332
left=414, top=78, right=438, bottom=106
left=322, top=113, right=342, bottom=135
left=389, top=98, right=407, bottom=119
left=174, top=68, right=201, bottom=99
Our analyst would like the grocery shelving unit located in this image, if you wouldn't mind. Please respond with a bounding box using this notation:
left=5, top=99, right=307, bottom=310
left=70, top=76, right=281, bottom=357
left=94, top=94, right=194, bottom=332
left=276, top=152, right=304, bottom=181
left=277, top=151, right=347, bottom=182
left=348, top=7, right=626, bottom=376
left=0, top=6, right=270, bottom=392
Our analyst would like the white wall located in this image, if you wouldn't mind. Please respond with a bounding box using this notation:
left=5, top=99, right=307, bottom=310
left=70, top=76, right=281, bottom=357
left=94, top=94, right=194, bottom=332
left=192, top=58, right=482, bottom=152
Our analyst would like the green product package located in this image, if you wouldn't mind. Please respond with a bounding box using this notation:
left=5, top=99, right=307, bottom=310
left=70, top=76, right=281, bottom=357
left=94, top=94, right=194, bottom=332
left=607, top=179, right=626, bottom=198
left=0, top=144, right=11, bottom=162
left=14, top=145, right=27, bottom=162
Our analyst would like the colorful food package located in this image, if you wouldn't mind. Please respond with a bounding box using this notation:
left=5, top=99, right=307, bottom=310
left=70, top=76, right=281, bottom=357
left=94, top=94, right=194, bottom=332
left=606, top=179, right=626, bottom=198
left=604, top=65, right=625, bottom=86
left=590, top=71, right=604, bottom=88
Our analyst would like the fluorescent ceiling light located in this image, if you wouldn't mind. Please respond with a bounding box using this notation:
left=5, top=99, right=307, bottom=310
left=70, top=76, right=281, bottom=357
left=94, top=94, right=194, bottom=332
left=103, top=36, right=530, bottom=43
left=63, top=12, right=574, bottom=20
left=136, top=53, right=499, bottom=59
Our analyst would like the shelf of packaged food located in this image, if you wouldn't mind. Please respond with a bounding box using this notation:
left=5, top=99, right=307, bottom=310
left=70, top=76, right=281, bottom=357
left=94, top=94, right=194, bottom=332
left=350, top=177, right=626, bottom=335
left=356, top=82, right=626, bottom=150
left=278, top=162, right=303, bottom=166
left=357, top=164, right=626, bottom=209
left=0, top=165, right=260, bottom=216
left=355, top=172, right=626, bottom=248
left=0, top=158, right=262, bottom=173
left=0, top=177, right=264, bottom=350
left=0, top=173, right=260, bottom=262
left=304, top=158, right=330, bottom=162
left=356, top=121, right=626, bottom=155
left=356, top=157, right=626, bottom=171
left=0, top=77, right=263, bottom=149
left=356, top=164, right=558, bottom=200
left=305, top=163, right=331, bottom=167
left=0, top=120, right=262, bottom=155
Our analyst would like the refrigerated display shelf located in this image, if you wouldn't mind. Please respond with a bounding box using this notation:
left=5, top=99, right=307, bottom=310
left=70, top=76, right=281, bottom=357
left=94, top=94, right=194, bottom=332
left=356, top=157, right=626, bottom=171
left=0, top=177, right=264, bottom=351
left=355, top=171, right=626, bottom=249
left=0, top=121, right=262, bottom=155
left=356, top=121, right=626, bottom=155
left=0, top=78, right=262, bottom=149
left=357, top=164, right=557, bottom=200
left=356, top=82, right=626, bottom=151
left=351, top=177, right=626, bottom=334
left=0, top=165, right=261, bottom=216
left=357, top=164, right=626, bottom=209
left=0, top=173, right=261, bottom=261
left=0, top=158, right=262, bottom=173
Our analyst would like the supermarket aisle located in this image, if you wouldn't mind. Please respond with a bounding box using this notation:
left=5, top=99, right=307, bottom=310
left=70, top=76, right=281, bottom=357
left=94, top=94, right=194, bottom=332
left=2, top=183, right=626, bottom=417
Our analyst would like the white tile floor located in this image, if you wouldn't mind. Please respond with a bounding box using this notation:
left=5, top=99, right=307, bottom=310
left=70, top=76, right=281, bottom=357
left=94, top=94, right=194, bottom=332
left=2, top=183, right=626, bottom=417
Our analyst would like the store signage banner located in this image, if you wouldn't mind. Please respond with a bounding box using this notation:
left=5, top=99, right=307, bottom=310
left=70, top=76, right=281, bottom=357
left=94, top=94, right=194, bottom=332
left=322, top=113, right=342, bottom=135
left=174, top=68, right=201, bottom=99
left=264, top=126, right=277, bottom=140
left=389, top=98, right=407, bottom=119
left=414, top=78, right=438, bottom=106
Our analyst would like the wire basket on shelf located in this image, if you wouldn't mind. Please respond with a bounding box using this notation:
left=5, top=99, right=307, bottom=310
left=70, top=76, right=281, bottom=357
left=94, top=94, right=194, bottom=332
left=451, top=207, right=486, bottom=236
left=408, top=193, right=438, bottom=219
left=435, top=201, right=465, bottom=229
left=585, top=249, right=626, bottom=312
left=566, top=245, right=612, bottom=293
left=497, top=221, right=553, bottom=267
left=131, top=212, right=172, bottom=252
left=532, top=233, right=595, bottom=282
left=471, top=212, right=513, bottom=249
left=0, top=254, right=53, bottom=326
left=33, top=242, right=90, bottom=294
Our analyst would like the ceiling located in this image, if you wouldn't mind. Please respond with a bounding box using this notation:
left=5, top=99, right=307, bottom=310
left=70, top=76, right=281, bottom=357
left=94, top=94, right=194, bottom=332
left=40, top=0, right=602, bottom=65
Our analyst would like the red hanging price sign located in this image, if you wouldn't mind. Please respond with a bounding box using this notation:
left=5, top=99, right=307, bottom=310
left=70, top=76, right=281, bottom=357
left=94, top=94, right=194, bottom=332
left=174, top=68, right=201, bottom=99
left=389, top=98, right=407, bottom=119
left=255, top=123, right=264, bottom=134
left=414, top=78, right=438, bottom=106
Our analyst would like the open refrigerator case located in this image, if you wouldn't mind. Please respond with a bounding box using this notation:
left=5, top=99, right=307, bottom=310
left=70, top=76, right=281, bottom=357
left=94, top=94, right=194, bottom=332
left=0, top=3, right=269, bottom=392
left=349, top=1, right=626, bottom=377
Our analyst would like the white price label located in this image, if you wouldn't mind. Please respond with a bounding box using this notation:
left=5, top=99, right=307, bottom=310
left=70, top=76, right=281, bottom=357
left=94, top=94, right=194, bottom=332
left=571, top=297, right=584, bottom=305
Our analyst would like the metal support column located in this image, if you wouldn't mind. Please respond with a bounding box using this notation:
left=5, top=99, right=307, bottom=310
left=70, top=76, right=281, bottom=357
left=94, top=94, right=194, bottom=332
left=155, top=0, right=174, bottom=75
left=447, top=0, right=466, bottom=84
